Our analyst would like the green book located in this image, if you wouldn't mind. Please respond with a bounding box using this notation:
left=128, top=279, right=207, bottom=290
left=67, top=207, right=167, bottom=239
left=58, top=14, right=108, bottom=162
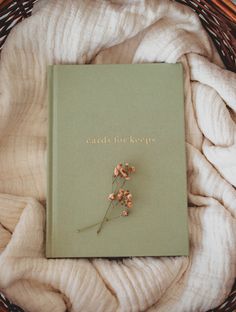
left=47, top=63, right=189, bottom=258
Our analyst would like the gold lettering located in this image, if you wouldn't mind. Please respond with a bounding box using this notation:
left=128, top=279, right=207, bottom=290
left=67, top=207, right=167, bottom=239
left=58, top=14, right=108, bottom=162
left=86, top=136, right=156, bottom=144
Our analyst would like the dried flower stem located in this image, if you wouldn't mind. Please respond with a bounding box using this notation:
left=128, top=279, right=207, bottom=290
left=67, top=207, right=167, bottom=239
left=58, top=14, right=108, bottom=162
left=78, top=215, right=120, bottom=233
left=97, top=177, right=127, bottom=235
left=97, top=201, right=113, bottom=234
left=112, top=175, right=118, bottom=185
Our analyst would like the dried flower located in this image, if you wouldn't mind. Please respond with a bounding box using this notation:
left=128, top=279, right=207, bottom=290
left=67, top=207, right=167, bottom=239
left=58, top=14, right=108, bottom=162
left=126, top=201, right=132, bottom=209
left=78, top=162, right=135, bottom=235
left=127, top=194, right=132, bottom=201
left=117, top=163, right=123, bottom=169
left=113, top=167, right=119, bottom=177
left=130, top=166, right=135, bottom=173
left=114, top=189, right=134, bottom=209
left=108, top=193, right=116, bottom=200
left=113, top=162, right=135, bottom=180
left=121, top=210, right=129, bottom=217
left=120, top=168, right=128, bottom=178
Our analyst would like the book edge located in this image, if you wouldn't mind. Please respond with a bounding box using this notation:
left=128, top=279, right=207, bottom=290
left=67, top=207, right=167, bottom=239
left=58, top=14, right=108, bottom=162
left=46, top=65, right=54, bottom=258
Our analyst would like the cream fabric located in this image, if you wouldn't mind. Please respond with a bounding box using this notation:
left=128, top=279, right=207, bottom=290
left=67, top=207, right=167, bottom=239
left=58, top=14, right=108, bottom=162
left=0, top=0, right=236, bottom=311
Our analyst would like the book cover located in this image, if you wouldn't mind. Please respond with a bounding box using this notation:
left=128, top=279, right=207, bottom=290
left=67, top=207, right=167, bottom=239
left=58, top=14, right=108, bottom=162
left=47, top=63, right=189, bottom=258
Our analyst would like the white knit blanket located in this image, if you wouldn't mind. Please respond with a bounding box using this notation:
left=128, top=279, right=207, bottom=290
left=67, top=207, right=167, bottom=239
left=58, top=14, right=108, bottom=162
left=0, top=0, right=236, bottom=311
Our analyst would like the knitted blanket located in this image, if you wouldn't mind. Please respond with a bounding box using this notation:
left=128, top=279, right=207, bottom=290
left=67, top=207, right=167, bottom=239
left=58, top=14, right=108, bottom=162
left=0, top=0, right=236, bottom=311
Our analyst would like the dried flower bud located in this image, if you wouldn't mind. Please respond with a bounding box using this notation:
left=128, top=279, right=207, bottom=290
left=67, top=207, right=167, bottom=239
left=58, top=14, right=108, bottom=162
left=126, top=201, right=133, bottom=209
left=108, top=193, right=115, bottom=200
left=121, top=210, right=129, bottom=217
left=117, top=163, right=123, bottom=170
left=114, top=167, right=119, bottom=177
left=117, top=194, right=123, bottom=201
left=127, top=194, right=132, bottom=201
left=120, top=168, right=128, bottom=177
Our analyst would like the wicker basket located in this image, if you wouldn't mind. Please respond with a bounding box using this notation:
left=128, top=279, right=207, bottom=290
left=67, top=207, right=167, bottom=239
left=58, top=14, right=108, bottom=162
left=176, top=0, right=236, bottom=71
left=0, top=0, right=235, bottom=311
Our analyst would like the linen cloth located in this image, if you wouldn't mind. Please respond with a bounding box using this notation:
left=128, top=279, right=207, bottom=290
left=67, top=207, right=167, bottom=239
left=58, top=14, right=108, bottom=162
left=0, top=0, right=236, bottom=311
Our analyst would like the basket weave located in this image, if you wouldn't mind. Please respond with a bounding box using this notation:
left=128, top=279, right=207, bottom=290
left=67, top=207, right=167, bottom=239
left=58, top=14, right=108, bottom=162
left=176, top=0, right=236, bottom=71
left=0, top=0, right=236, bottom=311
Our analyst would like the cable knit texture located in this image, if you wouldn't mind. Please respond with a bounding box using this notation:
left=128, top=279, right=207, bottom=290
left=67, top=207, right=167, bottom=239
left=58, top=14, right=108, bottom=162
left=0, top=0, right=236, bottom=311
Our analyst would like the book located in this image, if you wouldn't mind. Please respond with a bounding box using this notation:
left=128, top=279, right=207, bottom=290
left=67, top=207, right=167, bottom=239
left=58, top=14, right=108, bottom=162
left=47, top=63, right=189, bottom=258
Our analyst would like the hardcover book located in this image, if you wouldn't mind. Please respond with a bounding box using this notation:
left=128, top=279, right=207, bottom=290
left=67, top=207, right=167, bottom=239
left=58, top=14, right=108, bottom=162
left=47, top=63, right=189, bottom=258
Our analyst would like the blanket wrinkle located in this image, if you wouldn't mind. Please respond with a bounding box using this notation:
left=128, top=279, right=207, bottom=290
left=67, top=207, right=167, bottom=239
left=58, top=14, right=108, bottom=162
left=4, top=279, right=68, bottom=312
left=90, top=260, right=119, bottom=305
left=187, top=143, right=236, bottom=218
left=192, top=83, right=236, bottom=147
left=149, top=204, right=236, bottom=312
left=181, top=56, right=203, bottom=151
left=0, top=0, right=236, bottom=311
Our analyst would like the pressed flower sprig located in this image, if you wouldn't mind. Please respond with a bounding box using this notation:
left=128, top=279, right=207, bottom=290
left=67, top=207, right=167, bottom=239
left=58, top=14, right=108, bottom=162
left=77, top=162, right=135, bottom=235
